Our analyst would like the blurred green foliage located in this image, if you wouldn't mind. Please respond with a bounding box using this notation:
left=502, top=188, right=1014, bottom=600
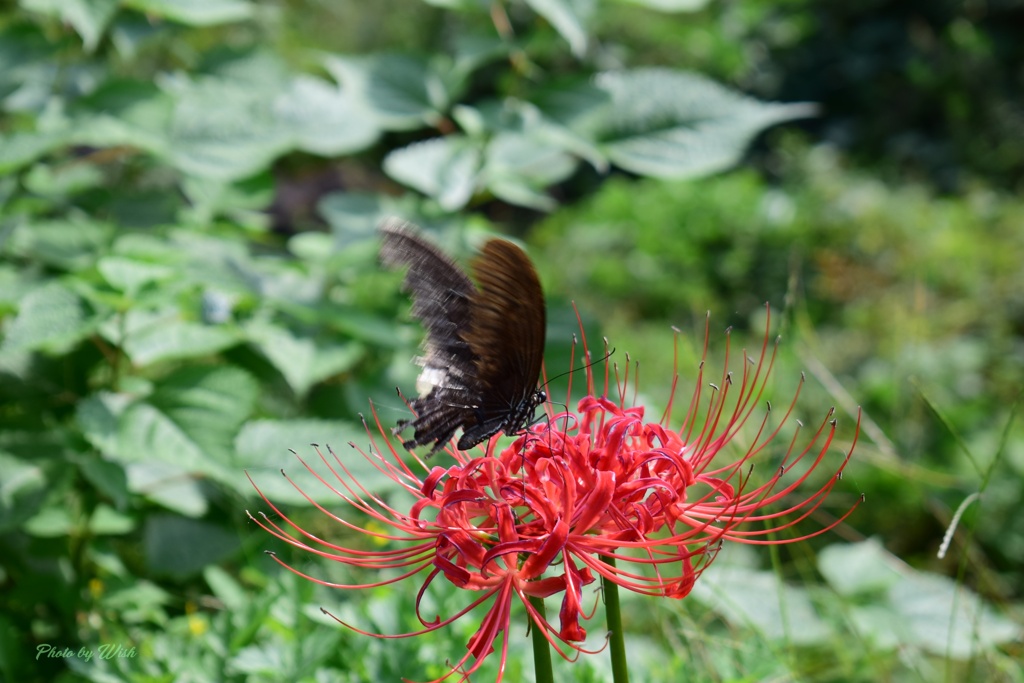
left=1, top=1, right=1022, bottom=682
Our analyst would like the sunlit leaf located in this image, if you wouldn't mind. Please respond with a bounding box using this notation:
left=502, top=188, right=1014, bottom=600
left=236, top=419, right=396, bottom=505
left=0, top=131, right=67, bottom=173
left=123, top=0, right=253, bottom=26
left=886, top=572, right=1020, bottom=658
left=692, top=563, right=832, bottom=644
left=0, top=282, right=91, bottom=355
left=523, top=0, right=594, bottom=57
left=614, top=0, right=709, bottom=10
left=325, top=53, right=467, bottom=130
left=274, top=75, right=380, bottom=155
left=20, top=0, right=119, bottom=51
left=818, top=539, right=902, bottom=596
left=594, top=68, right=816, bottom=179
left=111, top=309, right=241, bottom=366
left=384, top=136, right=481, bottom=211
left=245, top=321, right=364, bottom=398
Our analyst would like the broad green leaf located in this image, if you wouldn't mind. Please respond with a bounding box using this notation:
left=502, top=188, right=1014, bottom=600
left=615, top=0, right=709, bottom=10
left=21, top=0, right=119, bottom=51
left=118, top=402, right=209, bottom=471
left=886, top=572, right=1019, bottom=658
left=0, top=24, right=61, bottom=111
left=481, top=131, right=577, bottom=211
left=164, top=78, right=291, bottom=182
left=0, top=451, right=47, bottom=533
left=383, top=136, right=481, bottom=211
left=77, top=392, right=134, bottom=457
left=88, top=504, right=135, bottom=534
left=317, top=191, right=416, bottom=246
left=127, top=461, right=209, bottom=516
left=23, top=506, right=74, bottom=537
left=523, top=0, right=594, bottom=57
left=111, top=309, right=241, bottom=366
left=23, top=162, right=106, bottom=197
left=692, top=564, right=831, bottom=644
left=144, top=515, right=241, bottom=577
left=420, top=0, right=487, bottom=8
left=236, top=419, right=394, bottom=504
left=68, top=79, right=174, bottom=153
left=818, top=539, right=902, bottom=596
left=274, top=76, right=380, bottom=156
left=180, top=172, right=275, bottom=227
left=325, top=53, right=466, bottom=130
left=0, top=131, right=68, bottom=174
left=97, top=256, right=176, bottom=295
left=78, top=457, right=130, bottom=510
left=594, top=68, right=817, bottom=179
left=123, top=0, right=253, bottom=26
left=149, top=365, right=258, bottom=461
left=245, top=321, right=364, bottom=398
left=4, top=217, right=112, bottom=271
left=0, top=282, right=91, bottom=355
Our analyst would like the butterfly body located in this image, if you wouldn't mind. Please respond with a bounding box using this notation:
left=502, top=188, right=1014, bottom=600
left=379, top=219, right=546, bottom=455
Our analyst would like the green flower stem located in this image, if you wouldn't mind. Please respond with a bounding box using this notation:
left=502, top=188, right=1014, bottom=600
left=602, top=554, right=630, bottom=683
left=529, top=595, right=554, bottom=683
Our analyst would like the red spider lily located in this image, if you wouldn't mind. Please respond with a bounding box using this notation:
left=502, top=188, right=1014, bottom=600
left=247, top=306, right=861, bottom=682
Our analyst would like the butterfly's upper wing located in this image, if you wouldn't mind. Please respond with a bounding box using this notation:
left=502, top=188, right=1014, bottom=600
left=457, top=239, right=546, bottom=449
left=379, top=220, right=481, bottom=453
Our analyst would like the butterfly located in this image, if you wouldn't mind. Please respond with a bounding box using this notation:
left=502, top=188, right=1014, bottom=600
left=379, top=218, right=546, bottom=456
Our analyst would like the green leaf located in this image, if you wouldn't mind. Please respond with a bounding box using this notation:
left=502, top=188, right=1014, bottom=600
left=274, top=75, right=380, bottom=156
left=23, top=506, right=75, bottom=537
left=614, top=0, right=709, bottom=10
left=236, top=419, right=396, bottom=505
left=245, top=321, right=364, bottom=398
left=22, top=162, right=106, bottom=197
left=325, top=53, right=467, bottom=130
left=0, top=131, right=67, bottom=174
left=481, top=131, right=576, bottom=211
left=4, top=217, right=112, bottom=271
left=593, top=68, right=817, bottom=179
left=818, top=539, right=902, bottom=596
left=111, top=309, right=241, bottom=366
left=523, top=0, right=594, bottom=57
left=127, top=461, right=209, bottom=516
left=97, top=255, right=176, bottom=295
left=148, top=365, right=258, bottom=461
left=70, top=78, right=171, bottom=142
left=118, top=402, right=209, bottom=471
left=88, top=504, right=135, bottom=534
left=692, top=563, right=831, bottom=644
left=885, top=572, right=1019, bottom=658
left=383, top=136, right=481, bottom=211
left=122, top=0, right=253, bottom=26
left=78, top=457, right=131, bottom=510
left=144, top=515, right=241, bottom=577
left=1, top=282, right=91, bottom=355
left=317, top=191, right=417, bottom=246
left=0, top=24, right=62, bottom=111
left=0, top=451, right=47, bottom=533
left=21, top=0, right=119, bottom=51
left=77, top=392, right=133, bottom=458
left=164, top=77, right=291, bottom=182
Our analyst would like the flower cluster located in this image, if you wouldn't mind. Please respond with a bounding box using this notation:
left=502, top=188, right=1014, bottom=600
left=248, top=309, right=860, bottom=682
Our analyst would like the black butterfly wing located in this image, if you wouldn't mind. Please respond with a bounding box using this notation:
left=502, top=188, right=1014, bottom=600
left=379, top=220, right=546, bottom=455
left=457, top=239, right=546, bottom=450
left=379, top=220, right=480, bottom=453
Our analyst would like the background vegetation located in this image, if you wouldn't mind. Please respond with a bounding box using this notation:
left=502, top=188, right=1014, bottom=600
left=1, top=0, right=1021, bottom=681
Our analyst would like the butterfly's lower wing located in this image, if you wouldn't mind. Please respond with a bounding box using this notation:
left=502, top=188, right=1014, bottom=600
left=379, top=220, right=482, bottom=453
